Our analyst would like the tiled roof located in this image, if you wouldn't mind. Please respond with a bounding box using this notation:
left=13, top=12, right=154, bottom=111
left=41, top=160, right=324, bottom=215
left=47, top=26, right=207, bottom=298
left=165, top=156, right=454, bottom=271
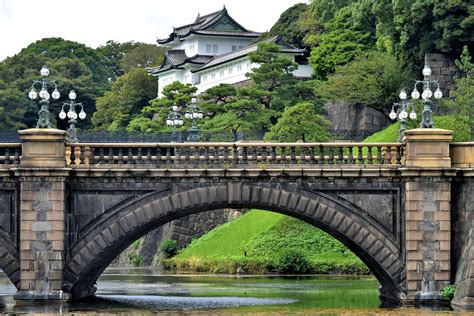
left=192, top=36, right=306, bottom=73
left=157, top=7, right=261, bottom=44
left=146, top=51, right=213, bottom=75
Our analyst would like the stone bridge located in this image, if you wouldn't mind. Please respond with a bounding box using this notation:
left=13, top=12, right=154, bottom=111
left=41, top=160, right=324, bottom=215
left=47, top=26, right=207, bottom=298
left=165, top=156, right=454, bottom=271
left=0, top=128, right=473, bottom=309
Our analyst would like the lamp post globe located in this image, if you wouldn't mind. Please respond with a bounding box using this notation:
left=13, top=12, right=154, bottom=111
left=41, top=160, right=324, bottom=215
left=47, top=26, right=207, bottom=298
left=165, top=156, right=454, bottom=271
left=59, top=90, right=86, bottom=143
left=184, top=96, right=203, bottom=142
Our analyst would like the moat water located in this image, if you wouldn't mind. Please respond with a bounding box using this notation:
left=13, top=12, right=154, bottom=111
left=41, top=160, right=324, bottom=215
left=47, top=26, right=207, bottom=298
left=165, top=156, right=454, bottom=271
left=0, top=269, right=455, bottom=314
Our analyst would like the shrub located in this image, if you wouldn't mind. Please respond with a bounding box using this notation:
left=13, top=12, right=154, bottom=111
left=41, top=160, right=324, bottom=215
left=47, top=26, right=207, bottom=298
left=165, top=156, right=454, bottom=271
left=161, top=240, right=179, bottom=258
left=127, top=253, right=143, bottom=267
left=441, top=285, right=455, bottom=301
left=276, top=249, right=311, bottom=274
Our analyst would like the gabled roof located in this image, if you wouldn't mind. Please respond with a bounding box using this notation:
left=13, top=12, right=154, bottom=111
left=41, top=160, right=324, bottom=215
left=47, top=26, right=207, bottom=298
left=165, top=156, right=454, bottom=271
left=147, top=50, right=214, bottom=75
left=157, top=7, right=261, bottom=45
left=192, top=35, right=306, bottom=73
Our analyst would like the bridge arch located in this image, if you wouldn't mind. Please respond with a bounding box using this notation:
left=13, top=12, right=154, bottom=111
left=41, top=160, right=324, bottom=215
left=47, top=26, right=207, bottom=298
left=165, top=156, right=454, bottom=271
left=63, top=183, right=406, bottom=304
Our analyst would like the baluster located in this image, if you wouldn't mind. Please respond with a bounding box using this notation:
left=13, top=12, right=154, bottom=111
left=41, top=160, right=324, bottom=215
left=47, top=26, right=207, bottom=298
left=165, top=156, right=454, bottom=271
left=204, top=146, right=210, bottom=163
left=319, top=145, right=324, bottom=164
left=367, top=146, right=373, bottom=164
left=13, top=147, right=20, bottom=165
left=166, top=147, right=171, bottom=164
left=242, top=146, right=248, bottom=163
left=223, top=146, right=229, bottom=162
left=396, top=146, right=402, bottom=165
left=108, top=148, right=113, bottom=164
left=309, top=146, right=315, bottom=164
left=70, top=145, right=76, bottom=165
left=262, top=146, right=268, bottom=163
left=195, top=146, right=200, bottom=162
left=127, top=147, right=133, bottom=164
left=185, top=146, right=191, bottom=162
left=338, top=147, right=344, bottom=164
left=252, top=146, right=257, bottom=162
left=5, top=148, right=10, bottom=165
left=348, top=146, right=354, bottom=164
left=377, top=145, right=383, bottom=164
left=280, top=146, right=286, bottom=163
left=290, top=146, right=296, bottom=164
left=328, top=147, right=334, bottom=164
left=385, top=145, right=392, bottom=164
left=89, top=147, right=96, bottom=165
left=300, top=147, right=305, bottom=164
left=156, top=146, right=162, bottom=164
left=137, top=147, right=143, bottom=164
left=118, top=148, right=124, bottom=165
left=99, top=147, right=105, bottom=164
left=271, top=146, right=277, bottom=163
left=146, top=148, right=152, bottom=164
left=233, top=144, right=239, bottom=164
left=214, top=146, right=220, bottom=162
left=357, top=146, right=363, bottom=164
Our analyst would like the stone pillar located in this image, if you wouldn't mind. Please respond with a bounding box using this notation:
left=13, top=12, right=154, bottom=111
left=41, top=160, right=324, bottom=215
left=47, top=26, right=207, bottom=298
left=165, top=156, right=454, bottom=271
left=14, top=129, right=70, bottom=300
left=402, top=128, right=454, bottom=305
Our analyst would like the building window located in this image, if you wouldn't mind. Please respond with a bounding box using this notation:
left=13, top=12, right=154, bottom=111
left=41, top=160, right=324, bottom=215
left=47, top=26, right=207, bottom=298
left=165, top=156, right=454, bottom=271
left=220, top=70, right=224, bottom=77
left=185, top=75, right=189, bottom=82
left=238, top=46, right=243, bottom=50
left=237, top=65, right=242, bottom=72
left=189, top=45, right=194, bottom=53
left=206, top=44, right=212, bottom=53
left=247, top=62, right=251, bottom=69
left=202, top=75, right=207, bottom=82
left=211, top=73, right=216, bottom=80
left=213, top=44, right=218, bottom=53
left=228, top=67, right=233, bottom=75
left=231, top=45, right=237, bottom=52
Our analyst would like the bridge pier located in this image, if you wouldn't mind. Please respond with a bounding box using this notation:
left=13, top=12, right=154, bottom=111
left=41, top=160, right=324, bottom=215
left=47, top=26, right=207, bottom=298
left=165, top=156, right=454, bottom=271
left=13, top=129, right=70, bottom=300
left=402, top=129, right=453, bottom=305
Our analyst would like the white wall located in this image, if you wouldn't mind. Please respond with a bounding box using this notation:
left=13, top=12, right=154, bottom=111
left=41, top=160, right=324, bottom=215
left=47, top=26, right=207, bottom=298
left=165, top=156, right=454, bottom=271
left=172, top=35, right=253, bottom=56
left=195, top=57, right=258, bottom=93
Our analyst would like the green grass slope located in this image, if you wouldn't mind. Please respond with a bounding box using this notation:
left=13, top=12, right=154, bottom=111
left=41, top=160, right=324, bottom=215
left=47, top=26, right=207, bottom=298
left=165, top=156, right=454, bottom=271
left=166, top=210, right=368, bottom=274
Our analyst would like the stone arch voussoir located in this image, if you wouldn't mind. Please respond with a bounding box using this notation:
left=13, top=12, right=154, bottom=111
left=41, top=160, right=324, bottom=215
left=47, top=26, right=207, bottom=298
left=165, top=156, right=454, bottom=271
left=64, top=183, right=405, bottom=303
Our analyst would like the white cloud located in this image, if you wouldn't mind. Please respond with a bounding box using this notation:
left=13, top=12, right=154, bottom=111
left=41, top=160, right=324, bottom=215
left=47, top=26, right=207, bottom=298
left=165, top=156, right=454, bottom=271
left=0, top=0, right=307, bottom=61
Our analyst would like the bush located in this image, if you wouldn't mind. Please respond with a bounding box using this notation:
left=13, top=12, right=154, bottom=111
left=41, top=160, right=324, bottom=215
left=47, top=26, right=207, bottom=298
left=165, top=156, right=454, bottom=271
left=161, top=240, right=179, bottom=258
left=441, top=285, right=455, bottom=301
left=127, top=252, right=143, bottom=267
left=276, top=249, right=311, bottom=274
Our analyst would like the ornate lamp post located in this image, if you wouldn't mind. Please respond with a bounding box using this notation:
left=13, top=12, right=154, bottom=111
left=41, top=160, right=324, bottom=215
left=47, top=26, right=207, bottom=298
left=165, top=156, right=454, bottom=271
left=28, top=65, right=61, bottom=128
left=389, top=90, right=417, bottom=142
left=184, top=96, right=203, bottom=141
left=410, top=64, right=443, bottom=128
left=166, top=103, right=184, bottom=142
left=59, top=90, right=86, bottom=143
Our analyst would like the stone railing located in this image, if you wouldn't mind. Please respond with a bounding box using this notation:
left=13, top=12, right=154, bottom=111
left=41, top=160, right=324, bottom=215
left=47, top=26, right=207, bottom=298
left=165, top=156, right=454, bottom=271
left=0, top=143, right=21, bottom=167
left=67, top=142, right=404, bottom=168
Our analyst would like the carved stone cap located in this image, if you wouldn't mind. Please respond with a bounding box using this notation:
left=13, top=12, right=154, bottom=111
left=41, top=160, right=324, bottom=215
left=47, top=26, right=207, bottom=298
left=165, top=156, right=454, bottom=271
left=19, top=128, right=67, bottom=168
left=403, top=128, right=453, bottom=168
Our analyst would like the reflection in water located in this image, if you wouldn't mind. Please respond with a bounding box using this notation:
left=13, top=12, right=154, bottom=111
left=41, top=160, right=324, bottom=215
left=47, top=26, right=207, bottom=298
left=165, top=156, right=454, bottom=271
left=0, top=270, right=455, bottom=314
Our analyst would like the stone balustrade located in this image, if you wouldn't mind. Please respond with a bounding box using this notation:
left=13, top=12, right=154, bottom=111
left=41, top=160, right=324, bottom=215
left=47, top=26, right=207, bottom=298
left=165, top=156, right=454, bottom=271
left=0, top=143, right=21, bottom=167
left=67, top=142, right=404, bottom=167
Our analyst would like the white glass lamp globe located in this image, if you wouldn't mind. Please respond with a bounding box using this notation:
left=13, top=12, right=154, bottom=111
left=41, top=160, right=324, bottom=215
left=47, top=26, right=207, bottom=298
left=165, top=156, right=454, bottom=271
left=198, top=112, right=203, bottom=119
left=422, top=65, right=432, bottom=77
left=399, top=90, right=407, bottom=100
left=69, top=90, right=77, bottom=100
left=399, top=110, right=408, bottom=120
left=28, top=89, right=38, bottom=100
left=389, top=110, right=397, bottom=120
left=178, top=119, right=184, bottom=125
left=166, top=119, right=171, bottom=126
left=51, top=88, right=60, bottom=100
left=59, top=110, right=67, bottom=120
left=422, top=89, right=432, bottom=100
left=184, top=113, right=191, bottom=119
left=173, top=119, right=179, bottom=125
left=411, top=89, right=420, bottom=99
left=39, top=88, right=50, bottom=100
left=193, top=112, right=198, bottom=119
left=40, top=66, right=49, bottom=77
left=67, top=110, right=75, bottom=119
left=172, top=105, right=179, bottom=112
left=79, top=110, right=86, bottom=120
left=409, top=111, right=417, bottom=120
left=434, top=88, right=443, bottom=99
left=191, top=97, right=197, bottom=103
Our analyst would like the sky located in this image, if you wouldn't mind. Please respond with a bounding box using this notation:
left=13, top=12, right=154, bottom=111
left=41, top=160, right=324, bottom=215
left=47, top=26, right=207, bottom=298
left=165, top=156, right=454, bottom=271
left=0, top=0, right=306, bottom=61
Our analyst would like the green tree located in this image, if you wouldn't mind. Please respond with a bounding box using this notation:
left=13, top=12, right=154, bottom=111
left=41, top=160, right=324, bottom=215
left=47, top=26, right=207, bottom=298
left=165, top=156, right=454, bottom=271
left=92, top=68, right=157, bottom=130
left=120, top=43, right=166, bottom=73
left=317, top=51, right=413, bottom=113
left=265, top=102, right=331, bottom=142
left=308, top=7, right=371, bottom=79
left=127, top=81, right=196, bottom=132
left=442, top=46, right=474, bottom=140
left=265, top=3, right=310, bottom=48
left=0, top=38, right=105, bottom=129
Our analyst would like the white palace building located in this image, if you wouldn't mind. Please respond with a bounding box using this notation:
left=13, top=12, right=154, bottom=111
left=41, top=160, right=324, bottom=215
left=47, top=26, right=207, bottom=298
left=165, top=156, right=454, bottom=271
left=147, top=6, right=312, bottom=97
